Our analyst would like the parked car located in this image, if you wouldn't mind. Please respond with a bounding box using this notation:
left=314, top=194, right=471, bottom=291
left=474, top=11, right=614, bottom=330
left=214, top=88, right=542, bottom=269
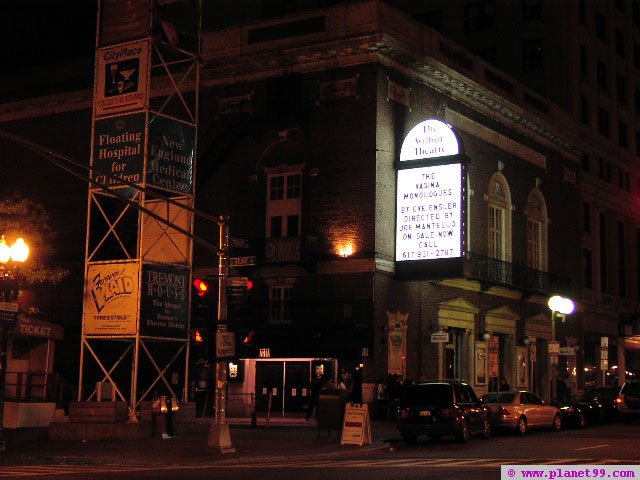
left=584, top=386, right=620, bottom=422
left=616, top=380, right=640, bottom=424
left=481, top=391, right=562, bottom=434
left=396, top=380, right=490, bottom=444
left=556, top=395, right=602, bottom=428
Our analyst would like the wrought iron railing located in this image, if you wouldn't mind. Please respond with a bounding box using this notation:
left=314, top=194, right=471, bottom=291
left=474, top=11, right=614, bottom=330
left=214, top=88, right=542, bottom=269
left=464, top=252, right=570, bottom=295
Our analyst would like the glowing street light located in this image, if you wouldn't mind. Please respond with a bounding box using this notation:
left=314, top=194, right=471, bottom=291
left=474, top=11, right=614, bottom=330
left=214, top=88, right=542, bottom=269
left=547, top=295, right=575, bottom=402
left=0, top=236, right=30, bottom=266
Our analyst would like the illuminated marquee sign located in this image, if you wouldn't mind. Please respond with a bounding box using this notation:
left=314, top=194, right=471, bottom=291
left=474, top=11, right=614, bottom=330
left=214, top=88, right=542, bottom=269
left=396, top=119, right=462, bottom=263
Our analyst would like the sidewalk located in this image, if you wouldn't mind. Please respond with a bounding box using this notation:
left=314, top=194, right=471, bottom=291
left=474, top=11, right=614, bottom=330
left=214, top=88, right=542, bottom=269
left=0, top=418, right=397, bottom=467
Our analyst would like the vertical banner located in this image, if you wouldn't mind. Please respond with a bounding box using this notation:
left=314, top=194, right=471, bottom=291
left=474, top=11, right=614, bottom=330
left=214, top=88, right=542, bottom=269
left=140, top=264, right=190, bottom=338
left=98, top=0, right=151, bottom=47
left=92, top=112, right=146, bottom=189
left=147, top=115, right=195, bottom=194
left=95, top=39, right=149, bottom=117
left=83, top=262, right=139, bottom=335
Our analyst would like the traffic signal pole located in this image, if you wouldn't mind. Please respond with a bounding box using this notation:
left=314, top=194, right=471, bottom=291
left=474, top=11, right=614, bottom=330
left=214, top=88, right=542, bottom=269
left=208, top=216, right=235, bottom=453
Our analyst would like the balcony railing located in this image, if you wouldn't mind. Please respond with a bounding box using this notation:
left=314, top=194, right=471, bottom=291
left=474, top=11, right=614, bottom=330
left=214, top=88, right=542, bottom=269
left=264, top=237, right=301, bottom=263
left=464, top=252, right=570, bottom=295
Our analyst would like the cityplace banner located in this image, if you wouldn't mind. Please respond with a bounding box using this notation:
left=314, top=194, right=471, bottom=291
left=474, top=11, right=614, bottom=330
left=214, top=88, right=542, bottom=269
left=140, top=264, right=189, bottom=339
left=147, top=115, right=195, bottom=194
left=83, top=262, right=139, bottom=336
left=92, top=112, right=146, bottom=189
left=95, top=39, right=149, bottom=117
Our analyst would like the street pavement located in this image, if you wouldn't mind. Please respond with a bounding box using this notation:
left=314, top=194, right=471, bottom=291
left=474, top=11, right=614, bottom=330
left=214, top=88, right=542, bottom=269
left=0, top=417, right=396, bottom=467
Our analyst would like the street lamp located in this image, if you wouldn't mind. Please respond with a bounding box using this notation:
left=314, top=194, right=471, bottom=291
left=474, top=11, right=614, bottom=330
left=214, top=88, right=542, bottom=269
left=0, top=235, right=30, bottom=451
left=547, top=295, right=575, bottom=403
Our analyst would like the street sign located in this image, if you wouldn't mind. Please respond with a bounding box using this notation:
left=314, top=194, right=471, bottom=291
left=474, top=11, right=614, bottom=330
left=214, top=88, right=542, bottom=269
left=559, top=347, right=575, bottom=356
left=600, top=348, right=608, bottom=360
left=216, top=331, right=236, bottom=358
left=0, top=302, right=19, bottom=327
left=229, top=256, right=256, bottom=267
left=601, top=336, right=609, bottom=348
left=548, top=341, right=560, bottom=354
left=227, top=277, right=248, bottom=287
left=229, top=237, right=249, bottom=248
left=430, top=332, right=450, bottom=343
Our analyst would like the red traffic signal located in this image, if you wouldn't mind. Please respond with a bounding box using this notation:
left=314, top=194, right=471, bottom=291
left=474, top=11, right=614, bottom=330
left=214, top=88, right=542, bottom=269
left=193, top=279, right=209, bottom=296
left=247, top=279, right=253, bottom=290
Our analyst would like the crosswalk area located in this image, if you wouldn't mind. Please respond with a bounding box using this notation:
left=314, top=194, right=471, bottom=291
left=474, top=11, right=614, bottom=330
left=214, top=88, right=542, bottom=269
left=1, top=458, right=638, bottom=477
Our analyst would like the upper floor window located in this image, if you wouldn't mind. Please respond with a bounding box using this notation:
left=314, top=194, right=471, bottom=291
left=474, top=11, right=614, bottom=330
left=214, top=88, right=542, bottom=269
left=598, top=107, right=609, bottom=137
left=487, top=173, right=512, bottom=262
left=595, top=12, right=606, bottom=43
left=526, top=189, right=548, bottom=272
left=464, top=1, right=496, bottom=32
left=268, top=285, right=294, bottom=326
left=596, top=60, right=607, bottom=90
left=522, top=0, right=542, bottom=21
left=616, top=30, right=626, bottom=57
left=522, top=40, right=543, bottom=72
left=266, top=168, right=302, bottom=238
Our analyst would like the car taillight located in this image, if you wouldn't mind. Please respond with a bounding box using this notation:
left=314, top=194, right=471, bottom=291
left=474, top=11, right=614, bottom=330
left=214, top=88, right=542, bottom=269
left=398, top=408, right=410, bottom=419
left=562, top=406, right=574, bottom=414
left=615, top=396, right=623, bottom=404
left=497, top=406, right=511, bottom=416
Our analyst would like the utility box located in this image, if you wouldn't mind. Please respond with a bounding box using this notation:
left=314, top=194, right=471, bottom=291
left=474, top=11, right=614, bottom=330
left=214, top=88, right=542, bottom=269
left=317, top=389, right=351, bottom=435
left=96, top=381, right=115, bottom=401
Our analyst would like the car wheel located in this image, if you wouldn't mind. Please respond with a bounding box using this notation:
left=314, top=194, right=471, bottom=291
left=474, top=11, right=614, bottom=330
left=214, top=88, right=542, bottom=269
left=552, top=413, right=562, bottom=431
left=481, top=418, right=491, bottom=439
left=401, top=432, right=417, bottom=444
left=516, top=416, right=527, bottom=435
left=455, top=420, right=471, bottom=443
left=428, top=434, right=442, bottom=442
left=578, top=413, right=586, bottom=429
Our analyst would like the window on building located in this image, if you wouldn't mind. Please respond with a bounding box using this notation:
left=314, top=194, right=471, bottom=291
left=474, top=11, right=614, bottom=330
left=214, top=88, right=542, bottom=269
left=606, top=160, right=613, bottom=183
left=583, top=202, right=591, bottom=233
left=583, top=248, right=593, bottom=289
left=596, top=60, right=607, bottom=90
left=464, top=1, right=496, bottom=32
left=619, top=168, right=625, bottom=189
left=598, top=107, right=609, bottom=137
left=616, top=30, right=626, bottom=57
left=579, top=0, right=587, bottom=24
left=268, top=285, right=293, bottom=325
left=615, top=0, right=624, bottom=12
left=619, top=121, right=629, bottom=148
left=600, top=213, right=607, bottom=293
left=415, top=11, right=443, bottom=31
left=522, top=0, right=542, bottom=21
left=267, top=170, right=302, bottom=238
left=617, top=75, right=626, bottom=103
left=635, top=0, right=640, bottom=26
left=635, top=45, right=640, bottom=70
left=635, top=87, right=640, bottom=113
left=619, top=221, right=626, bottom=298
left=522, top=40, right=544, bottom=72
left=582, top=155, right=590, bottom=173
left=11, top=338, right=29, bottom=360
left=579, top=45, right=588, bottom=77
left=595, top=12, right=606, bottom=43
left=526, top=189, right=548, bottom=272
left=487, top=173, right=512, bottom=263
left=637, top=132, right=640, bottom=155
left=598, top=157, right=606, bottom=179
left=580, top=95, right=589, bottom=125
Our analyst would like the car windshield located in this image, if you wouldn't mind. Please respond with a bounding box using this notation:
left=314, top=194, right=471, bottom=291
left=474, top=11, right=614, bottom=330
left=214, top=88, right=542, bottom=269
left=482, top=393, right=515, bottom=404
left=402, top=384, right=453, bottom=408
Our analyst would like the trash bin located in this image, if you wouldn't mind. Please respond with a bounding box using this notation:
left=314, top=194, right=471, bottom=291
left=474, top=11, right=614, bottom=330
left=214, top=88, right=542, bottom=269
left=317, top=388, right=351, bottom=435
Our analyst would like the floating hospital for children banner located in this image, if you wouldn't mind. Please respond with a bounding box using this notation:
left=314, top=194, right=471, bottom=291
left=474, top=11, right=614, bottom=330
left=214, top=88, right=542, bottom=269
left=83, top=262, right=139, bottom=336
left=95, top=39, right=149, bottom=117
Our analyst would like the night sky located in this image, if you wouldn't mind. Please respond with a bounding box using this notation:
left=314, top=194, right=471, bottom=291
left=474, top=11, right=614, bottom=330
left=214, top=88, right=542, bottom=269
left=0, top=1, right=97, bottom=72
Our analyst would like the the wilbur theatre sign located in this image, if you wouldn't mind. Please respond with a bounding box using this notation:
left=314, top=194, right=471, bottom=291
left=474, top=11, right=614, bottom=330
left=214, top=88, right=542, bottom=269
left=396, top=119, right=466, bottom=278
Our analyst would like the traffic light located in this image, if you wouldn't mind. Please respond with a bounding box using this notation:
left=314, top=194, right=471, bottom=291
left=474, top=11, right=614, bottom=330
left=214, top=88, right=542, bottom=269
left=193, top=278, right=209, bottom=297
left=192, top=329, right=204, bottom=343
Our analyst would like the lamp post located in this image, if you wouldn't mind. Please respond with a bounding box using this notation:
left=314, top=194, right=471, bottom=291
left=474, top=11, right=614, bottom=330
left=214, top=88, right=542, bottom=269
left=0, top=235, right=30, bottom=451
left=547, top=295, right=575, bottom=403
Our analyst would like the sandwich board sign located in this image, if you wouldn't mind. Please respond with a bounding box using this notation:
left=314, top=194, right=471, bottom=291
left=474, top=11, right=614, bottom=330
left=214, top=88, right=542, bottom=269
left=340, top=402, right=372, bottom=446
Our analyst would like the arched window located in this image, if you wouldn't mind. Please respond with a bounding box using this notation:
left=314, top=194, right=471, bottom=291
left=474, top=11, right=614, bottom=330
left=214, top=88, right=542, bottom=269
left=526, top=188, right=548, bottom=272
left=487, top=172, right=512, bottom=262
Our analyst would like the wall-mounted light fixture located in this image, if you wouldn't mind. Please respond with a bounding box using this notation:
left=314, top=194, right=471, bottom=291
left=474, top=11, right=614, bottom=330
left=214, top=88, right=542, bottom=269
left=338, top=243, right=353, bottom=257
left=483, top=332, right=491, bottom=341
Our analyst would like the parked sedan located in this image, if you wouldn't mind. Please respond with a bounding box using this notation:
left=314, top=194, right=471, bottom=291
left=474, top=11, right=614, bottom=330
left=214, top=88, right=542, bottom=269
left=585, top=386, right=620, bottom=422
left=556, top=394, right=606, bottom=427
left=481, top=391, right=562, bottom=434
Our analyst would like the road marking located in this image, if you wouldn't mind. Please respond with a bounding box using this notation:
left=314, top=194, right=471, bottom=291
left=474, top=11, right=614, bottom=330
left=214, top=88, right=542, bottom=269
left=574, top=444, right=611, bottom=451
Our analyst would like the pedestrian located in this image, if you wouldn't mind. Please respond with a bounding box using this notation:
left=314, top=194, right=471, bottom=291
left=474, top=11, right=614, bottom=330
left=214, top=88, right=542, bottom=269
left=499, top=377, right=510, bottom=391
left=306, top=374, right=323, bottom=421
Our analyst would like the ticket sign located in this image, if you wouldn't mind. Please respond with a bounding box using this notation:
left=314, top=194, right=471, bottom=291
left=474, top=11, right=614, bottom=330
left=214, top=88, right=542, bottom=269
left=396, top=119, right=462, bottom=265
